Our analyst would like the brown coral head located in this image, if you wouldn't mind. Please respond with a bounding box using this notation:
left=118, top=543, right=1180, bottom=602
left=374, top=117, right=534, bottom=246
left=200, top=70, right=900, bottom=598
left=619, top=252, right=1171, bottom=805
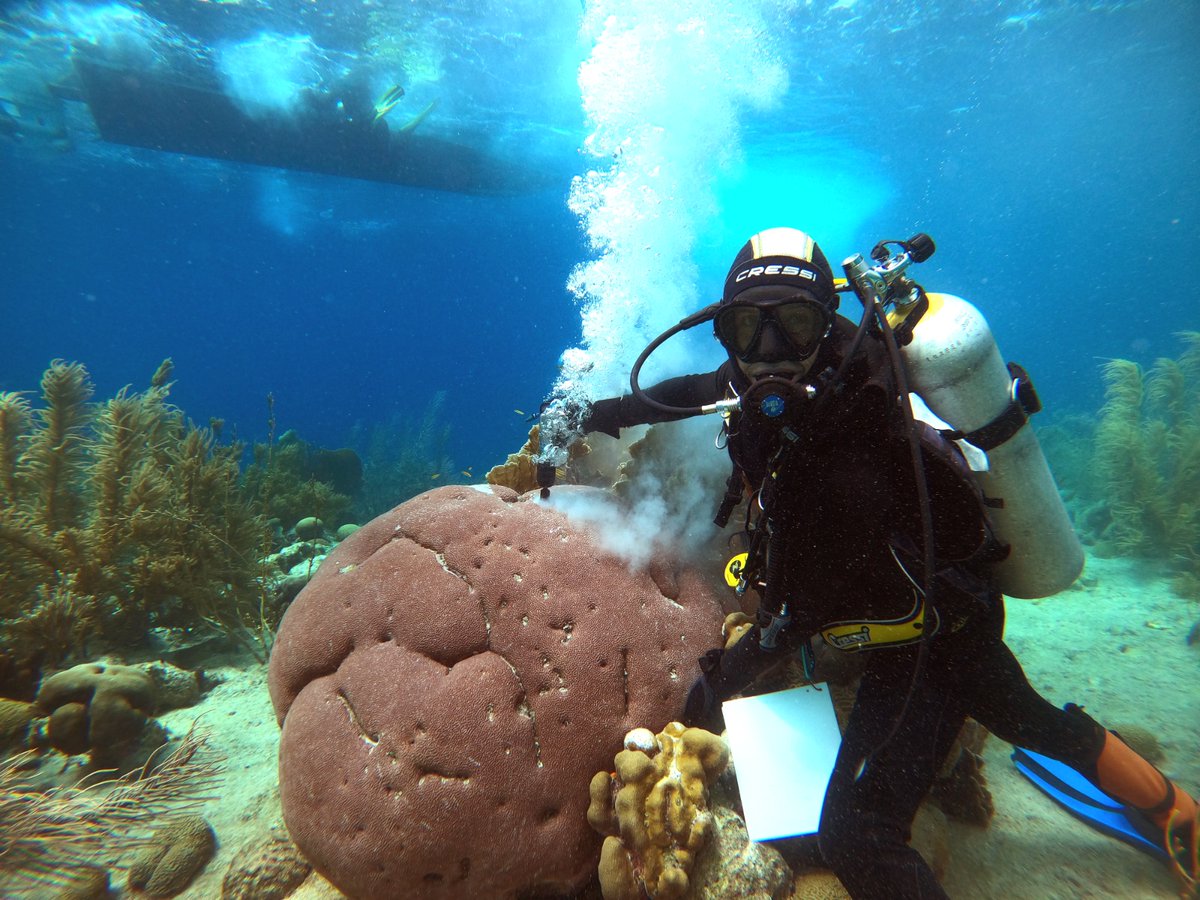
left=127, top=814, right=216, bottom=898
left=36, top=662, right=158, bottom=760
left=47, top=701, right=91, bottom=756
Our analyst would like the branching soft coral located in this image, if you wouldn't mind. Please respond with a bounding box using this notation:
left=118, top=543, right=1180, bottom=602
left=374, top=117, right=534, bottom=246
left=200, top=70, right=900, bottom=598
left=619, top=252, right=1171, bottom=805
left=0, top=360, right=271, bottom=677
left=1091, top=333, right=1200, bottom=596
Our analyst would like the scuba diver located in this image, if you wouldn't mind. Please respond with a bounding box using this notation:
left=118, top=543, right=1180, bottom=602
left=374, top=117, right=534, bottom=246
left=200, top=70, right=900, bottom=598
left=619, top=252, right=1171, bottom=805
left=536, top=227, right=1198, bottom=898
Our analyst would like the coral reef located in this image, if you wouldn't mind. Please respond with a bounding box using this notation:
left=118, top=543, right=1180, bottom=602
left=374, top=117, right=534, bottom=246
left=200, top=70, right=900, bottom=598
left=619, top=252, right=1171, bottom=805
left=588, top=722, right=730, bottom=900
left=268, top=484, right=732, bottom=899
left=0, top=726, right=222, bottom=897
left=243, top=429, right=359, bottom=533
left=349, top=391, right=457, bottom=519
left=0, top=360, right=271, bottom=684
left=127, top=812, right=216, bottom=897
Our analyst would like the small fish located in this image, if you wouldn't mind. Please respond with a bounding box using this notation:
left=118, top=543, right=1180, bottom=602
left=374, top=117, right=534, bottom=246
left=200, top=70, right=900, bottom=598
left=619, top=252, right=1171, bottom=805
left=430, top=473, right=441, bottom=480
left=461, top=470, right=472, bottom=478
left=514, top=409, right=525, bottom=416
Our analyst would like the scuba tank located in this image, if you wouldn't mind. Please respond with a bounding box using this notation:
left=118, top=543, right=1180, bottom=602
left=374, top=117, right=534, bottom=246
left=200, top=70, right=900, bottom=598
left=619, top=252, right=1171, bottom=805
left=841, top=238, right=1083, bottom=599
left=897, top=292, right=1084, bottom=598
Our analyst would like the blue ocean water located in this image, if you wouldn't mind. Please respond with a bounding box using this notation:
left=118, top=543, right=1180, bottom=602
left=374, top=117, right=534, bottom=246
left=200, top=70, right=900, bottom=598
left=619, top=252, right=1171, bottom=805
left=1, top=0, right=1197, bottom=477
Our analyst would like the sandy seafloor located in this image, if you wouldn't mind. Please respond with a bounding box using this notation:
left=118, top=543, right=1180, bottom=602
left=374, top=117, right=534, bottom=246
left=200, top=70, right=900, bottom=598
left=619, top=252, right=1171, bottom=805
left=161, top=550, right=1198, bottom=900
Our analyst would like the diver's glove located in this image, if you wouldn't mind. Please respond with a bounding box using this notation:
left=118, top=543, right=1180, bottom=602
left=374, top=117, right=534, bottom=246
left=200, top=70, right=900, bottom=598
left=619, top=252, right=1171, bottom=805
left=682, top=625, right=789, bottom=731
left=581, top=397, right=622, bottom=439
left=683, top=648, right=726, bottom=732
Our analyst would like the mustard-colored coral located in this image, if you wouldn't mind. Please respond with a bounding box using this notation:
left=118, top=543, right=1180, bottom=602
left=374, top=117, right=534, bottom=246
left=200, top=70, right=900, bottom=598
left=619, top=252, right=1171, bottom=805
left=588, top=722, right=730, bottom=900
left=487, top=424, right=543, bottom=494
left=487, top=423, right=592, bottom=494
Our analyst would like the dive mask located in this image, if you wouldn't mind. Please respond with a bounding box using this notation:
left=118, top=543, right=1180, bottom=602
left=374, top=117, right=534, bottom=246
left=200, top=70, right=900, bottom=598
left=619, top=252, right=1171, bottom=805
left=714, top=294, right=832, bottom=361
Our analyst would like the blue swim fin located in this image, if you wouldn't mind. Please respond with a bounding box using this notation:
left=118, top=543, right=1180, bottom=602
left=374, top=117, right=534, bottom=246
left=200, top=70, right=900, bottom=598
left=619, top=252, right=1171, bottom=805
left=1012, top=747, right=1168, bottom=860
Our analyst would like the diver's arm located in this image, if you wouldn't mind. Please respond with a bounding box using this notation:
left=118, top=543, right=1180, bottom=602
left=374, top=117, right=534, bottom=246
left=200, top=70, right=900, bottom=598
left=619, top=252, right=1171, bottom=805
left=584, top=368, right=729, bottom=438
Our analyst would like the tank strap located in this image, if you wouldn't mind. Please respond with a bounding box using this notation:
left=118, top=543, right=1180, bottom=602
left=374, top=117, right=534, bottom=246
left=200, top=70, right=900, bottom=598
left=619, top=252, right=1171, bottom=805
left=941, top=362, right=1042, bottom=452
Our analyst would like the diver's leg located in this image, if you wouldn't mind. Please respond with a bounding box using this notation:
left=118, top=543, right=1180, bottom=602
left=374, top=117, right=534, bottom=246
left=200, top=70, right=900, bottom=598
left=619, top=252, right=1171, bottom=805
left=1080, top=713, right=1198, bottom=876
left=818, top=639, right=969, bottom=900
left=958, top=602, right=1197, bottom=874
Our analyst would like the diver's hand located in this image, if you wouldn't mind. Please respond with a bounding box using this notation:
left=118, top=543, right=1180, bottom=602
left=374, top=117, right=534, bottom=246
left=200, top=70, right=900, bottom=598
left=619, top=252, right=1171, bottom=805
left=682, top=649, right=726, bottom=731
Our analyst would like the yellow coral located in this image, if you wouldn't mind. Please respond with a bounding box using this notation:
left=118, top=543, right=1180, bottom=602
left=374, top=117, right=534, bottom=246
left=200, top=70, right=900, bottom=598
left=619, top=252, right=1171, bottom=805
left=486, top=424, right=543, bottom=494
left=588, top=722, right=729, bottom=900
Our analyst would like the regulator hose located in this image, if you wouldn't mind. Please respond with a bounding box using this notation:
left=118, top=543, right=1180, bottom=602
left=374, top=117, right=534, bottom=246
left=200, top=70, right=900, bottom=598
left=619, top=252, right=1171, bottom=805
left=856, top=292, right=939, bottom=778
left=629, top=303, right=720, bottom=415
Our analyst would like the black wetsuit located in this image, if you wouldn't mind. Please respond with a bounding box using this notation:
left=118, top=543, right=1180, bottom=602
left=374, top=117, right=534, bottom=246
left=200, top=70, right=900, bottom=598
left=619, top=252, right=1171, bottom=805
left=585, top=316, right=1105, bottom=899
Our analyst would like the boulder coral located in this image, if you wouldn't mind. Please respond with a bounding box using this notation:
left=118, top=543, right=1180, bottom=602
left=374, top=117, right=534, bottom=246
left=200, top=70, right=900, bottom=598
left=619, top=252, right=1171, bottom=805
left=35, top=662, right=158, bottom=763
left=0, top=699, right=35, bottom=753
left=220, top=831, right=312, bottom=900
left=588, top=722, right=730, bottom=900
left=268, top=484, right=732, bottom=899
left=126, top=813, right=216, bottom=897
